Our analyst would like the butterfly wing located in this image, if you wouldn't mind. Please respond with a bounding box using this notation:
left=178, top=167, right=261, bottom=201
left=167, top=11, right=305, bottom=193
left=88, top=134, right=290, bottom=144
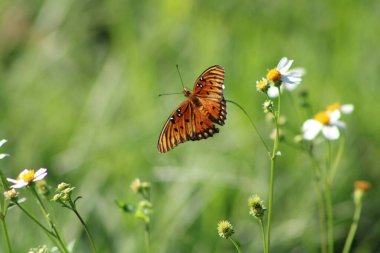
left=157, top=100, right=219, bottom=153
left=193, top=65, right=226, bottom=125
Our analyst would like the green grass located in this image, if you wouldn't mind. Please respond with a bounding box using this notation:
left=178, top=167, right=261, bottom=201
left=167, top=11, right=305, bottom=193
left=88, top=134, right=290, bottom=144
left=0, top=0, right=379, bottom=252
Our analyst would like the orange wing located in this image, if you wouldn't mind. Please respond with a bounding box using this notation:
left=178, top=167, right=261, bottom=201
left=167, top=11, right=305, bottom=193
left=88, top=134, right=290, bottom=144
left=193, top=65, right=226, bottom=126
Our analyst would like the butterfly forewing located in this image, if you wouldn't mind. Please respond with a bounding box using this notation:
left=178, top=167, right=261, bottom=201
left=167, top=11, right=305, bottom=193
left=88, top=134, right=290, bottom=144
left=157, top=65, right=226, bottom=153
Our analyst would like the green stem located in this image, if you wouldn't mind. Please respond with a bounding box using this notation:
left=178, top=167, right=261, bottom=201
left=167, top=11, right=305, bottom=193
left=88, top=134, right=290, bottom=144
left=1, top=217, right=13, bottom=253
left=324, top=182, right=334, bottom=253
left=342, top=197, right=362, bottom=253
left=228, top=237, right=242, bottom=253
left=307, top=149, right=327, bottom=253
left=259, top=218, right=267, bottom=253
left=30, top=187, right=69, bottom=253
left=226, top=99, right=271, bottom=154
left=324, top=141, right=334, bottom=253
left=69, top=201, right=97, bottom=253
left=329, top=137, right=345, bottom=185
left=144, top=223, right=150, bottom=253
left=266, top=87, right=281, bottom=252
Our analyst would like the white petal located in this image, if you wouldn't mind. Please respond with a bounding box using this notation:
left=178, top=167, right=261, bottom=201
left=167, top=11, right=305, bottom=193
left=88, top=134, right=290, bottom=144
left=302, top=119, right=323, bottom=140
left=10, top=182, right=28, bottom=189
left=0, top=154, right=9, bottom=159
left=341, top=104, right=354, bottom=114
left=277, top=57, right=289, bottom=70
left=0, top=139, right=7, bottom=147
left=279, top=58, right=293, bottom=73
left=287, top=68, right=306, bottom=77
left=34, top=173, right=48, bottom=181
left=267, top=86, right=281, bottom=98
left=322, top=126, right=340, bottom=140
left=333, top=121, right=346, bottom=128
left=7, top=178, right=20, bottom=184
left=35, top=168, right=47, bottom=178
left=284, top=82, right=301, bottom=91
left=328, top=110, right=341, bottom=123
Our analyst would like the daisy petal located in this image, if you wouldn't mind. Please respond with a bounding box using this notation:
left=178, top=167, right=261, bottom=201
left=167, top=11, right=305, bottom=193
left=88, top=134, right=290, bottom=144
left=302, top=119, right=323, bottom=140
left=0, top=154, right=9, bottom=159
left=341, top=104, right=354, bottom=114
left=0, top=139, right=7, bottom=147
left=328, top=110, right=341, bottom=123
left=284, top=82, right=301, bottom=91
left=11, top=182, right=28, bottom=189
left=35, top=168, right=47, bottom=178
left=334, top=121, right=346, bottom=128
left=267, top=86, right=282, bottom=98
left=287, top=68, right=306, bottom=77
left=7, top=178, right=20, bottom=184
left=322, top=126, right=340, bottom=140
left=277, top=57, right=289, bottom=70
left=34, top=173, right=48, bottom=181
left=279, top=58, right=294, bottom=73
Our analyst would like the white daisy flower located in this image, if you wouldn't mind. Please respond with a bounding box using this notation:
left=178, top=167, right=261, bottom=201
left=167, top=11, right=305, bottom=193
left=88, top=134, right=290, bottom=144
left=7, top=168, right=48, bottom=188
left=266, top=57, right=305, bottom=98
left=302, top=110, right=346, bottom=141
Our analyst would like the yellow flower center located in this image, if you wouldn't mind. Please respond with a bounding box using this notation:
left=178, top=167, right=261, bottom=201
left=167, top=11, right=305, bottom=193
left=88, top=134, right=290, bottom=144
left=266, top=68, right=281, bottom=82
left=256, top=79, right=269, bottom=91
left=326, top=102, right=341, bottom=112
left=19, top=170, right=35, bottom=182
left=314, top=112, right=330, bottom=125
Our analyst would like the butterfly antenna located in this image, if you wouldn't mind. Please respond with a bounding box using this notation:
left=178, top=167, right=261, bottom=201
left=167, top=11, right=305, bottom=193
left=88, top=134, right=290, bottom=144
left=158, top=92, right=182, bottom=97
left=176, top=64, right=185, bottom=90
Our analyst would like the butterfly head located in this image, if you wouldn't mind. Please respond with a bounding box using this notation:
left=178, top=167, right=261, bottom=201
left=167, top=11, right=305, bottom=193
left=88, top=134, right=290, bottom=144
left=183, top=88, right=191, bottom=97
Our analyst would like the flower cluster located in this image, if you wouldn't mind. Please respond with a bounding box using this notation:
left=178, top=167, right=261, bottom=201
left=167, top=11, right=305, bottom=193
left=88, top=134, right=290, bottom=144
left=51, top=182, right=75, bottom=203
left=217, top=220, right=235, bottom=239
left=248, top=194, right=266, bottom=219
left=302, top=102, right=354, bottom=140
left=256, top=57, right=305, bottom=98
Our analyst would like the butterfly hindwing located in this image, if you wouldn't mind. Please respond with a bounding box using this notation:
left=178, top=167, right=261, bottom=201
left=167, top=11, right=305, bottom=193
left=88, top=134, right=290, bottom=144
left=157, top=100, right=219, bottom=153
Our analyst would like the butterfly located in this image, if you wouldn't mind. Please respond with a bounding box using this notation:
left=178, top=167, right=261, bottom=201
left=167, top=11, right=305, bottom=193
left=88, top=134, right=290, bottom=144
left=157, top=65, right=227, bottom=153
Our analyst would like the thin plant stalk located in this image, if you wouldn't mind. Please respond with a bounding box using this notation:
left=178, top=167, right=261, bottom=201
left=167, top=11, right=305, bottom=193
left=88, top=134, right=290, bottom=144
left=228, top=237, right=242, bottom=253
left=342, top=196, right=363, bottom=253
left=15, top=202, right=65, bottom=252
left=144, top=223, right=150, bottom=253
left=329, top=137, right=345, bottom=184
left=30, top=187, right=70, bottom=253
left=324, top=182, right=334, bottom=253
left=258, top=218, right=267, bottom=253
left=307, top=150, right=327, bottom=253
left=1, top=218, right=12, bottom=253
left=266, top=87, right=281, bottom=252
left=68, top=200, right=97, bottom=253
left=325, top=141, right=334, bottom=253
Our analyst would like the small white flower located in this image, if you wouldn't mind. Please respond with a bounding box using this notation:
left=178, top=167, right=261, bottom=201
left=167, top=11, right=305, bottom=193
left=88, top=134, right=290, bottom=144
left=7, top=168, right=48, bottom=188
left=266, top=57, right=305, bottom=98
left=302, top=111, right=346, bottom=141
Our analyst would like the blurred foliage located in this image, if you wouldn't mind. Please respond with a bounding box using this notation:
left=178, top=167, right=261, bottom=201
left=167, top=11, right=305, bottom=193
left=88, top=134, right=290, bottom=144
left=0, top=0, right=379, bottom=252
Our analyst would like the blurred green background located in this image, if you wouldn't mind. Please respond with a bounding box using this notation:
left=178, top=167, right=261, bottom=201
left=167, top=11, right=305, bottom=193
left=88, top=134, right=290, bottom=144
left=0, top=0, right=379, bottom=252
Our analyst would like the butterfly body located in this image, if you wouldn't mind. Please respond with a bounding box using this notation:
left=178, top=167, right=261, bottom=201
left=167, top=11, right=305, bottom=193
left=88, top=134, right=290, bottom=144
left=158, top=65, right=226, bottom=153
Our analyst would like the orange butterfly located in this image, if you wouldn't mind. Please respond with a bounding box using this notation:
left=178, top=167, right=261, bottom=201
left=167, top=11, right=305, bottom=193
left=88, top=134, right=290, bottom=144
left=157, top=65, right=227, bottom=153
